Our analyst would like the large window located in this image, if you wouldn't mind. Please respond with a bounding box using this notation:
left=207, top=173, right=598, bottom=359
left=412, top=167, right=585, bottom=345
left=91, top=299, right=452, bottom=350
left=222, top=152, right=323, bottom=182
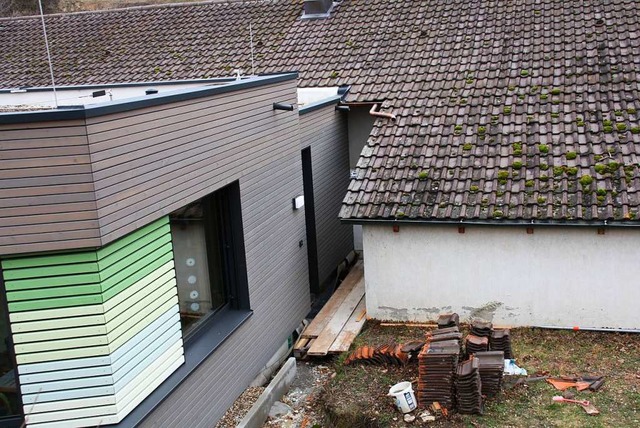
left=169, top=181, right=249, bottom=337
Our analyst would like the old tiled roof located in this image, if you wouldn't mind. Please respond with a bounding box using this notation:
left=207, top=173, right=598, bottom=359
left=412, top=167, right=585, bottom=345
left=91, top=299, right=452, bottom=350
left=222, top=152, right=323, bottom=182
left=0, top=0, right=423, bottom=102
left=340, top=0, right=640, bottom=224
left=2, top=0, right=640, bottom=223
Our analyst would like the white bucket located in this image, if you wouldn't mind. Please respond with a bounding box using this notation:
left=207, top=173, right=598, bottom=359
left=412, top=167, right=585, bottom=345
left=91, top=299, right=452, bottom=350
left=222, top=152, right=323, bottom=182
left=387, top=381, right=417, bottom=413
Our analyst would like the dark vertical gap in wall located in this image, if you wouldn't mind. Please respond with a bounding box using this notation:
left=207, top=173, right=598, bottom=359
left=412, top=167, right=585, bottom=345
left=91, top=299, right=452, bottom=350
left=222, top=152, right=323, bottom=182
left=301, top=147, right=319, bottom=294
left=0, top=267, right=24, bottom=427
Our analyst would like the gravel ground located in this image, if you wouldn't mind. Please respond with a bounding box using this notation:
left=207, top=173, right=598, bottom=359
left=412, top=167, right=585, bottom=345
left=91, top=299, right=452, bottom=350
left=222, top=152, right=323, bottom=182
left=263, top=362, right=333, bottom=428
left=215, top=386, right=265, bottom=428
left=214, top=360, right=333, bottom=428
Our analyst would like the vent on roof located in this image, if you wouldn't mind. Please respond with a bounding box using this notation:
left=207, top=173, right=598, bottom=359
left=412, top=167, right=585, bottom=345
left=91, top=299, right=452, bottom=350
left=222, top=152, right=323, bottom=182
left=302, top=0, right=334, bottom=19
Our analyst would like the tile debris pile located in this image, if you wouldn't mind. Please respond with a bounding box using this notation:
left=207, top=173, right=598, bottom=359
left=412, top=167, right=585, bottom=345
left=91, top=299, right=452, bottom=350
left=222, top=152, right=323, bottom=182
left=343, top=343, right=410, bottom=366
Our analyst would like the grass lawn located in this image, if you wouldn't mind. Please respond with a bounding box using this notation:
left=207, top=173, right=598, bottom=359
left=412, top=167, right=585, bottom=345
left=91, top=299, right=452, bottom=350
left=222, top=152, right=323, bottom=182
left=319, top=321, right=640, bottom=427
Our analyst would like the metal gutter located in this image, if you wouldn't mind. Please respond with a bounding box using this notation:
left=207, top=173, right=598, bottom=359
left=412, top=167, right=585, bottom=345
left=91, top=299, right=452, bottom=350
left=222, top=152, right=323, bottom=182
left=339, top=217, right=640, bottom=228
left=0, top=73, right=298, bottom=124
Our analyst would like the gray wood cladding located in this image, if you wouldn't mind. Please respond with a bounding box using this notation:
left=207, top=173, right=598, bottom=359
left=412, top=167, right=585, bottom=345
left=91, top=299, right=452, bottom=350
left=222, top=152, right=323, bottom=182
left=0, top=120, right=101, bottom=254
left=0, top=79, right=299, bottom=255
left=300, top=104, right=353, bottom=287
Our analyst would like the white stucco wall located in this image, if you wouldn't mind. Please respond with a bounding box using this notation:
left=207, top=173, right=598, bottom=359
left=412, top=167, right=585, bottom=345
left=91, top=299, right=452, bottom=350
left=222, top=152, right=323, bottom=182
left=363, top=224, right=640, bottom=330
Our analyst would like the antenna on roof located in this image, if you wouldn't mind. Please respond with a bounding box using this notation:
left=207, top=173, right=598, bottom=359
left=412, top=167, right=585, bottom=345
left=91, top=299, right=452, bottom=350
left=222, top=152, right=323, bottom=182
left=249, top=23, right=255, bottom=76
left=37, top=0, right=58, bottom=108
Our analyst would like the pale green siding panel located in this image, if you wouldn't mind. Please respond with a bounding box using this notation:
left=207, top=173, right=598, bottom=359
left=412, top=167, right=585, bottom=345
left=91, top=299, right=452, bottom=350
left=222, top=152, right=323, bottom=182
left=9, top=294, right=103, bottom=312
left=10, top=305, right=105, bottom=323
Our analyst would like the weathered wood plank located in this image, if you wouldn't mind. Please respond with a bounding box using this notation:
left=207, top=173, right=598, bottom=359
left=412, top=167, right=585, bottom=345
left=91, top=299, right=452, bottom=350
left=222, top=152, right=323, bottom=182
left=302, top=261, right=364, bottom=339
left=307, top=276, right=365, bottom=356
left=328, top=296, right=367, bottom=354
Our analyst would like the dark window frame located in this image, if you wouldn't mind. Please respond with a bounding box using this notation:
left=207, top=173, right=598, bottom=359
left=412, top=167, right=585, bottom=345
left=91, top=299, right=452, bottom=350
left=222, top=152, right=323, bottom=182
left=0, top=271, right=24, bottom=428
left=119, top=180, right=252, bottom=427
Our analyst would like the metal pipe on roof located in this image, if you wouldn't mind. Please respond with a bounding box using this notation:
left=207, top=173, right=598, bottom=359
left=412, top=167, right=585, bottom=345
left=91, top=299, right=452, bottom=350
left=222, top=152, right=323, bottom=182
left=369, top=103, right=396, bottom=122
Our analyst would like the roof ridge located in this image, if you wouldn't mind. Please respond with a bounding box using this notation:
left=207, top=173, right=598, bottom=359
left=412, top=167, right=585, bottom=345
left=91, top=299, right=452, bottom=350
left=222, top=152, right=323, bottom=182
left=0, top=0, right=276, bottom=21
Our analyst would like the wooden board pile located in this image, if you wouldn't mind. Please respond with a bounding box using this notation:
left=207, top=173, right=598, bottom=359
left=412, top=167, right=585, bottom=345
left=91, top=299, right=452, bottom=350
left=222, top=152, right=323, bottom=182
left=294, top=261, right=366, bottom=358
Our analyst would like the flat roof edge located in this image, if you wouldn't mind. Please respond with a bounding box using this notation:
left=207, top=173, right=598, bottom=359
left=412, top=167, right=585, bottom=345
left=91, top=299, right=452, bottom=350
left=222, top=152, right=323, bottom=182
left=0, top=73, right=298, bottom=124
left=298, top=95, right=342, bottom=115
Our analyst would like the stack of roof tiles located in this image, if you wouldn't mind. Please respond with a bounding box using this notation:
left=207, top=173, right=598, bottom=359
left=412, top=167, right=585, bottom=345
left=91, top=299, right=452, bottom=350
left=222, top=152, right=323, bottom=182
left=475, top=351, right=505, bottom=398
left=470, top=320, right=493, bottom=338
left=465, top=334, right=489, bottom=357
left=417, top=331, right=461, bottom=409
left=437, top=313, right=460, bottom=329
left=490, top=329, right=513, bottom=359
left=455, top=357, right=484, bottom=415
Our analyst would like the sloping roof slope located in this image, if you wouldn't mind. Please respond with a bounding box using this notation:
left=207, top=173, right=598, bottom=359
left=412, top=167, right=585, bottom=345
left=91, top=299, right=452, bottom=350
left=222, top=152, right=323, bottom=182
left=0, top=0, right=425, bottom=102
left=2, top=0, right=640, bottom=223
left=340, top=0, right=640, bottom=223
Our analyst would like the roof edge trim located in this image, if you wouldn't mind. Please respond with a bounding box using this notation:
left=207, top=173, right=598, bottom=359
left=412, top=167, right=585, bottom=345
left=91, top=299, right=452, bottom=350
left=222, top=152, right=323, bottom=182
left=339, top=217, right=640, bottom=228
left=0, top=73, right=298, bottom=124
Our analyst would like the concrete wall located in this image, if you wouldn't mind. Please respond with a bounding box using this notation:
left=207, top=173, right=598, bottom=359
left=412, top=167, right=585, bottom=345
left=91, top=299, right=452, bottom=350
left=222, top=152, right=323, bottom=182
left=363, top=223, right=640, bottom=330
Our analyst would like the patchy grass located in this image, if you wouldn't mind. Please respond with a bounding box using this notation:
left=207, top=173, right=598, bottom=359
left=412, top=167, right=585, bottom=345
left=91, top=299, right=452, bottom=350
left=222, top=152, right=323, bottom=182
left=319, top=322, right=640, bottom=427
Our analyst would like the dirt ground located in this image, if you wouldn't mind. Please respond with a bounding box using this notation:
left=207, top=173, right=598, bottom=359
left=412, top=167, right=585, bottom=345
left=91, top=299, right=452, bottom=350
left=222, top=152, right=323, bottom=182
left=216, top=321, right=640, bottom=427
left=320, top=321, right=640, bottom=428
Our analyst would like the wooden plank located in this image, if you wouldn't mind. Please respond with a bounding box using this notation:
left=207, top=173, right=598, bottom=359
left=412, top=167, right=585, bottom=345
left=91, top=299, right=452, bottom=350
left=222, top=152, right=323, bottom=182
left=10, top=304, right=103, bottom=324
left=14, top=333, right=110, bottom=355
left=24, top=395, right=116, bottom=416
left=20, top=364, right=113, bottom=386
left=22, top=401, right=116, bottom=424
left=111, top=309, right=179, bottom=368
left=3, top=260, right=99, bottom=281
left=104, top=260, right=176, bottom=312
left=13, top=323, right=107, bottom=344
left=11, top=314, right=105, bottom=333
left=307, top=272, right=365, bottom=356
left=21, top=383, right=115, bottom=405
left=108, top=296, right=178, bottom=351
left=302, top=261, right=364, bottom=338
left=328, top=296, right=367, bottom=354
left=9, top=294, right=104, bottom=313
left=7, top=284, right=103, bottom=302
left=17, top=354, right=112, bottom=375
left=1, top=250, right=97, bottom=270
left=21, top=371, right=114, bottom=394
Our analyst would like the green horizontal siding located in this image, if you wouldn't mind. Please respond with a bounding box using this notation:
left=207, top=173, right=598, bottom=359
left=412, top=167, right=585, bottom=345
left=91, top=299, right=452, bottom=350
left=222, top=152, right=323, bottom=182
left=100, top=242, right=173, bottom=296
left=2, top=216, right=173, bottom=312
left=2, top=261, right=100, bottom=281
left=98, top=222, right=171, bottom=272
left=0, top=251, right=98, bottom=270
left=96, top=217, right=168, bottom=261
left=4, top=272, right=102, bottom=292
